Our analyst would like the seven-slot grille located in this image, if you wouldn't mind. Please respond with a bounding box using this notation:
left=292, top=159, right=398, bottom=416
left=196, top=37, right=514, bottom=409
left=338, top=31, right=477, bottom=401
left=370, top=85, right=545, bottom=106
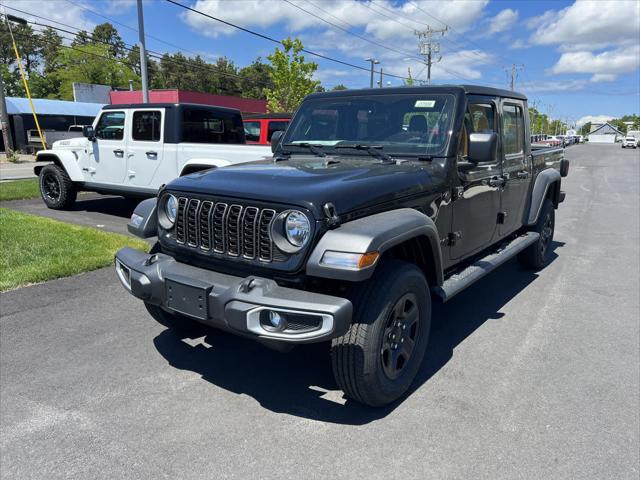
left=174, top=196, right=277, bottom=262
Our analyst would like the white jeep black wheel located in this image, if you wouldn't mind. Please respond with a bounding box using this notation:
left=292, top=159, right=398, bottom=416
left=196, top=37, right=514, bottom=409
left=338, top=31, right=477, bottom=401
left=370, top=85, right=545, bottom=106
left=331, top=259, right=431, bottom=407
left=39, top=164, right=77, bottom=210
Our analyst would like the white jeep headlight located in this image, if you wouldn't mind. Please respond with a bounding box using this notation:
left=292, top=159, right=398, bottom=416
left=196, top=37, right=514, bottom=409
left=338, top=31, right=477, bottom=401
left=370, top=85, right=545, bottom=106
left=284, top=210, right=310, bottom=248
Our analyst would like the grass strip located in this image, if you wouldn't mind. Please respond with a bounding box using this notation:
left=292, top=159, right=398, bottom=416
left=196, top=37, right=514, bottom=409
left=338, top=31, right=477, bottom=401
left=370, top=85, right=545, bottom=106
left=0, top=207, right=148, bottom=291
left=0, top=179, right=40, bottom=201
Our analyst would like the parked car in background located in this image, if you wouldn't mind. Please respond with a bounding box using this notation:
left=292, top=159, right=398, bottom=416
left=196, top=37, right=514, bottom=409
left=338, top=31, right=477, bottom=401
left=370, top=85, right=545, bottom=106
left=34, top=103, right=271, bottom=209
left=116, top=85, right=568, bottom=407
left=622, top=136, right=638, bottom=148
left=243, top=113, right=292, bottom=145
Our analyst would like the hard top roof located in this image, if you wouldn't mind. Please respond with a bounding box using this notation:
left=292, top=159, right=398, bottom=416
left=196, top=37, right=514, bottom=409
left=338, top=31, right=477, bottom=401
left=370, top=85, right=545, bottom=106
left=305, top=84, right=527, bottom=101
left=243, top=112, right=292, bottom=119
left=102, top=102, right=241, bottom=114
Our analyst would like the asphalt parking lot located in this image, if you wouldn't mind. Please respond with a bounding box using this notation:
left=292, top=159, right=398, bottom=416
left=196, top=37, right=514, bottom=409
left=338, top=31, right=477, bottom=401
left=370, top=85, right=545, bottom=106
left=1, top=144, right=638, bottom=479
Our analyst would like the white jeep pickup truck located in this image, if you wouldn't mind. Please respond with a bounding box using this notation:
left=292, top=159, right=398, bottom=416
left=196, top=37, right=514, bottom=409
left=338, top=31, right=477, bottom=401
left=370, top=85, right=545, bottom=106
left=34, top=103, right=271, bottom=209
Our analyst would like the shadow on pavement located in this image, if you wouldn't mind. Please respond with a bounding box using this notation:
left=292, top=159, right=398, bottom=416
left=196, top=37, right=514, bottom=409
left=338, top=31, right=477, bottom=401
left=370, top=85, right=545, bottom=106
left=153, top=242, right=563, bottom=425
left=72, top=195, right=142, bottom=219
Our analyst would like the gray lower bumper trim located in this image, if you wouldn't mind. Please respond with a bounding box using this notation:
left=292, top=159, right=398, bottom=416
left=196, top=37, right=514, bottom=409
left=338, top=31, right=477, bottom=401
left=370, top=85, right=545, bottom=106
left=114, top=248, right=352, bottom=343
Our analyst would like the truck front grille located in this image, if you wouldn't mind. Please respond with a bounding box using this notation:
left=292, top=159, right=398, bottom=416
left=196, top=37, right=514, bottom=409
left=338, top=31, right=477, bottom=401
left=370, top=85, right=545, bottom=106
left=175, top=196, right=277, bottom=262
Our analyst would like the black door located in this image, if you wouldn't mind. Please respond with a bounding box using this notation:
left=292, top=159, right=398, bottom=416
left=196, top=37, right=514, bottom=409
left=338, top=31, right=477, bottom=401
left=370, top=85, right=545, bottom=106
left=450, top=96, right=502, bottom=260
left=499, top=101, right=531, bottom=236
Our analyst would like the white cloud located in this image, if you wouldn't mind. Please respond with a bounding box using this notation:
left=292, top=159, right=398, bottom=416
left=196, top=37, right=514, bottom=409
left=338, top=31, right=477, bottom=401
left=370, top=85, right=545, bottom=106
left=528, top=0, right=640, bottom=50
left=590, top=73, right=617, bottom=83
left=1, top=0, right=96, bottom=32
left=179, top=0, right=494, bottom=86
left=550, top=45, right=640, bottom=77
left=181, top=0, right=488, bottom=43
left=576, top=115, right=615, bottom=126
left=487, top=8, right=518, bottom=35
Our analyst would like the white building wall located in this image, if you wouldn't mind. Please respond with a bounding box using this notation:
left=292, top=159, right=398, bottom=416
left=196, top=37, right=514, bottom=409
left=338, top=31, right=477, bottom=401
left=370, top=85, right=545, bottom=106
left=589, top=134, right=616, bottom=143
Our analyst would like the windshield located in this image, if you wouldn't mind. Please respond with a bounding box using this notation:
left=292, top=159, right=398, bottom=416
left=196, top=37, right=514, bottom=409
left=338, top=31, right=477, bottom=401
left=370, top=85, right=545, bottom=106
left=282, top=93, right=455, bottom=156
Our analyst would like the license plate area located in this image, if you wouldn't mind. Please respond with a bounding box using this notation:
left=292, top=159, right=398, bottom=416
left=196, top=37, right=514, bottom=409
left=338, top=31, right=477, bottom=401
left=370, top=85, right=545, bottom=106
left=165, top=278, right=211, bottom=320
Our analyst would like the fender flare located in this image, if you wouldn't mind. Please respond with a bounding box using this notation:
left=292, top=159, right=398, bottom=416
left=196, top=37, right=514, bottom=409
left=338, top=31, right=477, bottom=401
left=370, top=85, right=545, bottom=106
left=127, top=198, right=157, bottom=238
left=306, top=208, right=443, bottom=284
left=179, top=158, right=231, bottom=176
left=34, top=151, right=84, bottom=182
left=526, top=168, right=561, bottom=225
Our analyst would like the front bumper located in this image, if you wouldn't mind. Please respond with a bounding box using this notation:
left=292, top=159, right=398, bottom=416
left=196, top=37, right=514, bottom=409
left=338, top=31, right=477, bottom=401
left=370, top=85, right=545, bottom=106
left=115, top=248, right=352, bottom=343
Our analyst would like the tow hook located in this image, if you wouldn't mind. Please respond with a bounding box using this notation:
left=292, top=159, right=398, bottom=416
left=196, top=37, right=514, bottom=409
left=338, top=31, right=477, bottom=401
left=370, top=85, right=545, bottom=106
left=323, top=202, right=341, bottom=229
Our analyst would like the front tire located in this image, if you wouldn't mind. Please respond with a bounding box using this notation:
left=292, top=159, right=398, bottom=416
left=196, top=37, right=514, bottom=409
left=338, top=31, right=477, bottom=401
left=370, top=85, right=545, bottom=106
left=39, top=164, right=77, bottom=210
left=518, top=198, right=555, bottom=270
left=331, top=259, right=431, bottom=407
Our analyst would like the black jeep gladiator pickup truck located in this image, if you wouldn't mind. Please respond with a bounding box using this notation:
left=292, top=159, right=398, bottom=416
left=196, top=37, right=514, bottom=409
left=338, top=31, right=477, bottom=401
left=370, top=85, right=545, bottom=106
left=115, top=85, right=568, bottom=407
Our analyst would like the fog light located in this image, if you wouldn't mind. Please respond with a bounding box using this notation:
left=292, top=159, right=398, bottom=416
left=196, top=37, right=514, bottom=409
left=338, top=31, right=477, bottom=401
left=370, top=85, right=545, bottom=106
left=269, top=311, right=286, bottom=331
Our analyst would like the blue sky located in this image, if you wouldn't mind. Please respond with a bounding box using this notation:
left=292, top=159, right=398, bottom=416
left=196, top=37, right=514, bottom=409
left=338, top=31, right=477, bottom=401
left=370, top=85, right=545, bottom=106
left=4, top=0, right=640, bottom=126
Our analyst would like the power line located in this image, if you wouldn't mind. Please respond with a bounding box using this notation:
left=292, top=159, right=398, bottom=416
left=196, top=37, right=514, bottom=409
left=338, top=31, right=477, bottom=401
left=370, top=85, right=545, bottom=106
left=164, top=0, right=414, bottom=82
left=63, top=0, right=203, bottom=58
left=1, top=7, right=250, bottom=86
left=283, top=0, right=424, bottom=66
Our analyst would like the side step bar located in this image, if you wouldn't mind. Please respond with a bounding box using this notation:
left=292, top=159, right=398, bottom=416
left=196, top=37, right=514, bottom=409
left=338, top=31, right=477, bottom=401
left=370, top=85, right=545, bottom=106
left=433, top=232, right=540, bottom=302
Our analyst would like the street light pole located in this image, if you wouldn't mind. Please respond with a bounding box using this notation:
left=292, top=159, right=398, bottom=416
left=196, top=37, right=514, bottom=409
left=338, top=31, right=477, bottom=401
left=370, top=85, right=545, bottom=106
left=365, top=58, right=379, bottom=89
left=137, top=0, right=149, bottom=103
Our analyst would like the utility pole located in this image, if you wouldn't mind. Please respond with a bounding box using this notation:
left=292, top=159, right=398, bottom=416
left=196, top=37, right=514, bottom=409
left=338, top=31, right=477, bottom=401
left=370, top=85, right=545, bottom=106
left=0, top=72, right=14, bottom=155
left=378, top=68, right=383, bottom=88
left=137, top=0, right=149, bottom=103
left=415, top=26, right=447, bottom=85
left=365, top=58, right=379, bottom=89
left=505, top=63, right=524, bottom=91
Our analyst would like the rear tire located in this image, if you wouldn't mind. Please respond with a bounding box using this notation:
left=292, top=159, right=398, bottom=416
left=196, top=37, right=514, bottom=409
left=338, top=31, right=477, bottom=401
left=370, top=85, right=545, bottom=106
left=39, top=164, right=77, bottom=210
left=518, top=198, right=555, bottom=270
left=331, top=259, right=431, bottom=407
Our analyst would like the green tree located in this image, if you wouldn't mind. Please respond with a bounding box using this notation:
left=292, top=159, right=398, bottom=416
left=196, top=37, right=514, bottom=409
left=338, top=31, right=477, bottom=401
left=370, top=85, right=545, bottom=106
left=265, top=37, right=320, bottom=112
left=579, top=122, right=591, bottom=136
left=51, top=43, right=139, bottom=100
left=331, top=84, right=348, bottom=91
left=238, top=58, right=273, bottom=99
left=91, top=23, right=126, bottom=58
left=72, top=30, right=91, bottom=46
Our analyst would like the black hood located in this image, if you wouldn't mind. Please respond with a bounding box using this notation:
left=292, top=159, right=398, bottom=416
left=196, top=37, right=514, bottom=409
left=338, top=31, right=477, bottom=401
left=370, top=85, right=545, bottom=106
left=166, top=156, right=448, bottom=218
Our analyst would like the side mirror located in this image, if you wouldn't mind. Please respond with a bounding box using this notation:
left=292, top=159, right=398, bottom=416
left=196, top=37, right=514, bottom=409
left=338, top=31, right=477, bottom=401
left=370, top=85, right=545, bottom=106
left=83, top=125, right=96, bottom=141
left=270, top=130, right=283, bottom=153
left=468, top=132, right=498, bottom=163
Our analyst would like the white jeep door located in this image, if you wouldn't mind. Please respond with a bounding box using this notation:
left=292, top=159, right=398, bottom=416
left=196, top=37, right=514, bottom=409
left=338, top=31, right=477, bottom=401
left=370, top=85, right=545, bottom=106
left=126, top=109, right=165, bottom=187
left=91, top=110, right=128, bottom=185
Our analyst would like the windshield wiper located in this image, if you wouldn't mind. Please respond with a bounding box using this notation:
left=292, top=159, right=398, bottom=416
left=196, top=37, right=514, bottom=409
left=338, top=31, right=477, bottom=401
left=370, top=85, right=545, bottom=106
left=282, top=142, right=326, bottom=157
left=334, top=144, right=394, bottom=164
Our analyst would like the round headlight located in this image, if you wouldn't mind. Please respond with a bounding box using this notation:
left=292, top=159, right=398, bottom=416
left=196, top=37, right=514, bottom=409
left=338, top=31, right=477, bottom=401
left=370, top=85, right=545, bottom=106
left=158, top=194, right=178, bottom=230
left=285, top=210, right=310, bottom=248
left=165, top=194, right=177, bottom=224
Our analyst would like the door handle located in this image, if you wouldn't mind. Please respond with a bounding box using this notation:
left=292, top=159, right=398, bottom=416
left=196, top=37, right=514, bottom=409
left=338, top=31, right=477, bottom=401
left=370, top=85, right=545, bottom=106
left=113, top=149, right=124, bottom=157
left=488, top=176, right=505, bottom=188
left=146, top=151, right=157, bottom=158
left=517, top=171, right=530, bottom=179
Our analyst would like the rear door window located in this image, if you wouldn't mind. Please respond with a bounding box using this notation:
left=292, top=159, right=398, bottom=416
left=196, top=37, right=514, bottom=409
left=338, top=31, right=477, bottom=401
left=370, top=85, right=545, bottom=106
left=502, top=104, right=524, bottom=155
left=182, top=108, right=245, bottom=144
left=95, top=111, right=125, bottom=140
left=132, top=111, right=162, bottom=142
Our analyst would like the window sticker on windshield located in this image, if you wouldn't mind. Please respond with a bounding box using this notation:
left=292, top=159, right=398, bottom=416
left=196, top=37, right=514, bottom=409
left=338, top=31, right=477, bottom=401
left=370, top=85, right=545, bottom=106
left=414, top=100, right=436, bottom=108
